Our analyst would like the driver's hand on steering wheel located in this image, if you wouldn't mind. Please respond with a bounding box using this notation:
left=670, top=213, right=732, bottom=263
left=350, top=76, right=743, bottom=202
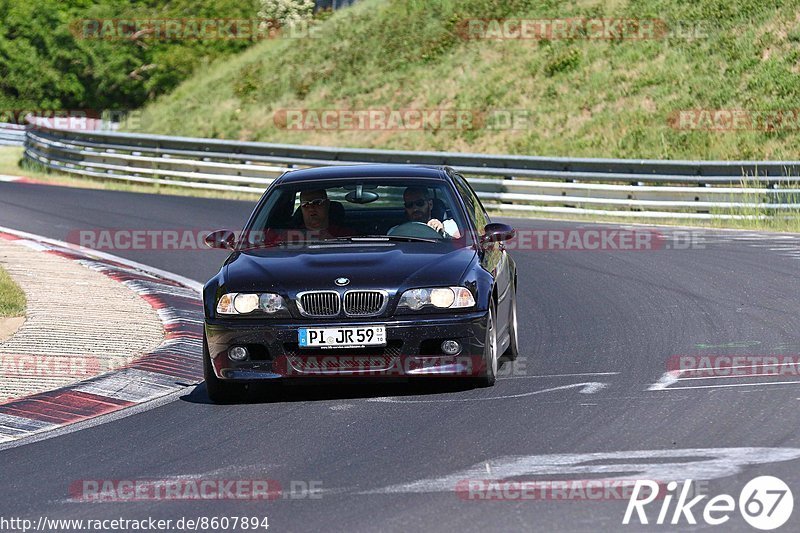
left=427, top=218, right=444, bottom=233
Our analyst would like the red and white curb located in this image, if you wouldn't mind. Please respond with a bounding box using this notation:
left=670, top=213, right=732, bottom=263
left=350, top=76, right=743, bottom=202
left=0, top=228, right=203, bottom=444
left=0, top=174, right=39, bottom=184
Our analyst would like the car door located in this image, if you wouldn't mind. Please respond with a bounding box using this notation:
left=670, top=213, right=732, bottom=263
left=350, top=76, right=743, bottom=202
left=452, top=173, right=513, bottom=325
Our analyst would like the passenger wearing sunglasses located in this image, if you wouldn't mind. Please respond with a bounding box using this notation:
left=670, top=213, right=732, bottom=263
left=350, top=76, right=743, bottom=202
left=402, top=187, right=460, bottom=238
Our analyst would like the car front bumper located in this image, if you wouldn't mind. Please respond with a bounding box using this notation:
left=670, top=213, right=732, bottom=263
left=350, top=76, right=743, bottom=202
left=204, top=311, right=489, bottom=381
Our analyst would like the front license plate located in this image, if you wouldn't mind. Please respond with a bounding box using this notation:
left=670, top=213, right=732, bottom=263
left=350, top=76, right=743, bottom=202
left=298, top=326, right=386, bottom=348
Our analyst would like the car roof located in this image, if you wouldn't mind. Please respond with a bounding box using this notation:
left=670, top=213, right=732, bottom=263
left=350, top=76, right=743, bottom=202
left=275, top=164, right=452, bottom=184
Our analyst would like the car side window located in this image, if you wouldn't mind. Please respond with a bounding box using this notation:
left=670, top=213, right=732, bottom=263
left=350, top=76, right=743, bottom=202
left=453, top=174, right=489, bottom=235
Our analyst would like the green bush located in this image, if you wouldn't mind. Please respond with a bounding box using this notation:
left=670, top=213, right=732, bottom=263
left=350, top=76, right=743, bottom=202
left=0, top=0, right=259, bottom=111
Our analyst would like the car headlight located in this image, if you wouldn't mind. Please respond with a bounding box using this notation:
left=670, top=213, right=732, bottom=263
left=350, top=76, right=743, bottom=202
left=397, top=287, right=475, bottom=311
left=217, top=292, right=287, bottom=315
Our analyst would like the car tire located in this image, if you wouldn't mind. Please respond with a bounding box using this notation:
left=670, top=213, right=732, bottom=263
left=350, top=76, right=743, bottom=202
left=477, top=305, right=498, bottom=387
left=203, top=333, right=246, bottom=404
left=503, top=288, right=519, bottom=361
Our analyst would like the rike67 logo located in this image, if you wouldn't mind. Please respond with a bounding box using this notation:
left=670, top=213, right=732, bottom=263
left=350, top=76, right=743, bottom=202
left=624, top=476, right=793, bottom=530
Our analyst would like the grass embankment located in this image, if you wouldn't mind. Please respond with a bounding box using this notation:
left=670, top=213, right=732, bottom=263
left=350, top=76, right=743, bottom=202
left=0, top=266, right=25, bottom=318
left=133, top=0, right=800, bottom=161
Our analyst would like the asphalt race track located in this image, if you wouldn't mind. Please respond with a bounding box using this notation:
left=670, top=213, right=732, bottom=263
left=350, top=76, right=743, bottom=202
left=3, top=181, right=800, bottom=531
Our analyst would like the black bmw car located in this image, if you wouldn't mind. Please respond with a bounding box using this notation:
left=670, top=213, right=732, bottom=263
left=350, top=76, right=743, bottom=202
left=203, top=164, right=518, bottom=402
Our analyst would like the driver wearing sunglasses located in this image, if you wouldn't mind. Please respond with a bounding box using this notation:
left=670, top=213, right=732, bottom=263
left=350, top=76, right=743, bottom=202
left=402, top=187, right=460, bottom=238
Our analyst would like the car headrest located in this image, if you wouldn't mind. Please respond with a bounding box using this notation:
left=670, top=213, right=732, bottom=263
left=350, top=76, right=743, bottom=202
left=329, top=201, right=345, bottom=223
left=290, top=200, right=346, bottom=228
left=431, top=198, right=449, bottom=221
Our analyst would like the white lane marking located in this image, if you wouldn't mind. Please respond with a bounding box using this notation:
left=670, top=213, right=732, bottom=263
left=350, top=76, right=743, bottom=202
left=367, top=382, right=607, bottom=403
left=654, top=380, right=800, bottom=391
left=500, top=371, right=619, bottom=380
left=573, top=382, right=606, bottom=394
left=650, top=362, right=800, bottom=390
left=684, top=361, right=799, bottom=372
left=678, top=372, right=800, bottom=382
left=647, top=371, right=681, bottom=391
left=362, top=448, right=800, bottom=495
left=0, top=225, right=202, bottom=292
left=0, top=175, right=23, bottom=182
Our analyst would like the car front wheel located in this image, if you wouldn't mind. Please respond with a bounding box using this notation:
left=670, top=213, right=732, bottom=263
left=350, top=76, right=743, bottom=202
left=504, top=288, right=519, bottom=360
left=477, top=306, right=498, bottom=387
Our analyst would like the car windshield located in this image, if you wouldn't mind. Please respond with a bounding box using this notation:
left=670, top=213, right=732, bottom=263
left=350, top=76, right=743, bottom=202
left=241, top=178, right=469, bottom=249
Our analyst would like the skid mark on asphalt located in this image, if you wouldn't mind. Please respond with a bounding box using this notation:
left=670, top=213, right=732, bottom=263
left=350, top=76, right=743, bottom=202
left=694, top=341, right=762, bottom=349
left=679, top=230, right=800, bottom=260
left=615, top=226, right=800, bottom=263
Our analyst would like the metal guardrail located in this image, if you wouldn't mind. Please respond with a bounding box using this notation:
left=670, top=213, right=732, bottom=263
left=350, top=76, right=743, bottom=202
left=10, top=123, right=800, bottom=219
left=0, top=123, right=25, bottom=146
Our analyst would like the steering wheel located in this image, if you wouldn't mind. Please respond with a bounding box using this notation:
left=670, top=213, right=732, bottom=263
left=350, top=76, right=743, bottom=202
left=387, top=221, right=443, bottom=239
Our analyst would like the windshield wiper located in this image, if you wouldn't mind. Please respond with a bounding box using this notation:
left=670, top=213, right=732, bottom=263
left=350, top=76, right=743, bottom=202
left=334, top=235, right=440, bottom=243
left=238, top=240, right=293, bottom=251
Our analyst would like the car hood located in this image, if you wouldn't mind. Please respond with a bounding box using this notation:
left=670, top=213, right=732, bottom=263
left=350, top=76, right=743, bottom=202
left=222, top=242, right=477, bottom=294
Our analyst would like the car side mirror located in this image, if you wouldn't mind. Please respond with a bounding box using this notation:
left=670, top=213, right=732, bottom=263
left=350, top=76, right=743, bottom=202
left=481, top=223, right=516, bottom=245
left=204, top=229, right=237, bottom=250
